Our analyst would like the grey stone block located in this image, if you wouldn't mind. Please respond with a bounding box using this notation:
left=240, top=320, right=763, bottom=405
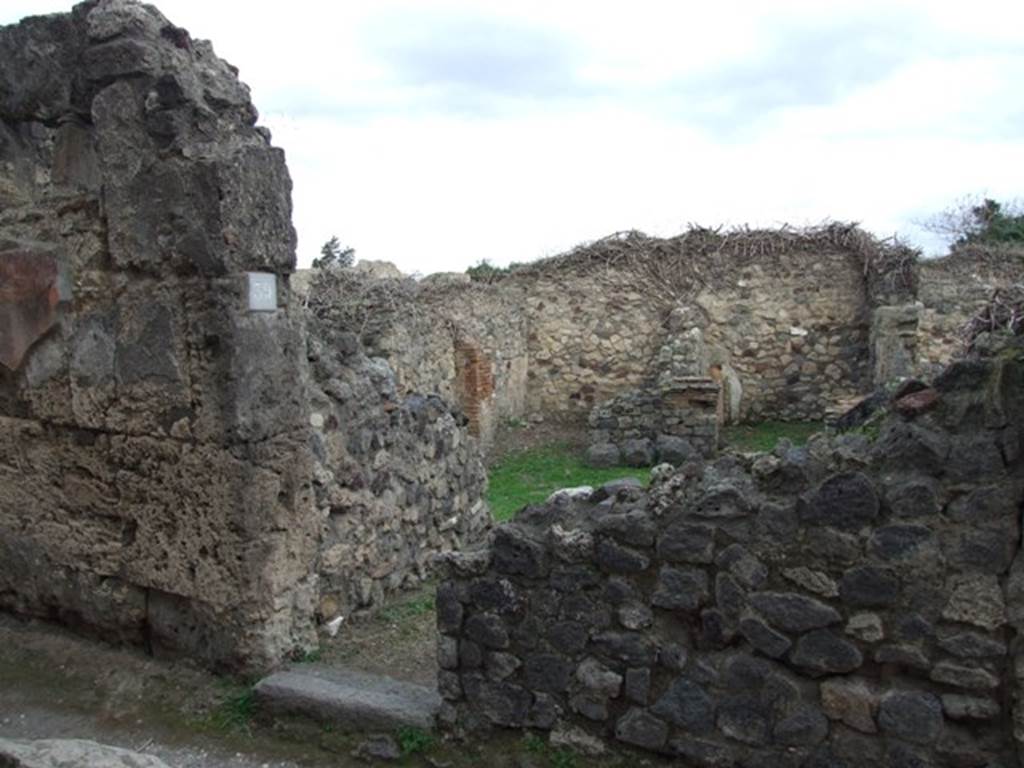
left=254, top=665, right=441, bottom=731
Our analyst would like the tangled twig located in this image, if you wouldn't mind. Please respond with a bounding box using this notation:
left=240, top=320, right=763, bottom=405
left=961, top=283, right=1024, bottom=350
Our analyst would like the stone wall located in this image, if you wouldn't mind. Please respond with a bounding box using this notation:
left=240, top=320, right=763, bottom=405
left=304, top=275, right=492, bottom=619
left=586, top=379, right=720, bottom=468
left=435, top=339, right=1024, bottom=765
left=0, top=0, right=319, bottom=672
left=917, top=247, right=1024, bottom=377
left=301, top=269, right=529, bottom=450
left=305, top=238, right=1021, bottom=451
left=518, top=270, right=665, bottom=420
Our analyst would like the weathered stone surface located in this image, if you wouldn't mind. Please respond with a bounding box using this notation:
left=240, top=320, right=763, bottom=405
left=651, top=565, right=709, bottom=612
left=614, top=708, right=668, bottom=751
left=877, top=690, right=943, bottom=745
left=820, top=677, right=878, bottom=733
left=524, top=653, right=573, bottom=693
left=438, top=635, right=459, bottom=670
left=738, top=614, right=792, bottom=658
left=595, top=539, right=650, bottom=573
left=802, top=472, right=880, bottom=531
left=586, top=442, right=621, bottom=468
left=936, top=630, right=1006, bottom=659
left=461, top=675, right=533, bottom=727
left=783, top=566, right=839, bottom=598
left=492, top=526, right=548, bottom=578
left=873, top=644, right=931, bottom=670
left=885, top=476, right=940, bottom=519
left=549, top=525, right=595, bottom=563
left=596, top=511, right=657, bottom=547
left=525, top=692, right=561, bottom=729
left=942, top=574, right=1006, bottom=629
left=868, top=524, right=934, bottom=560
left=622, top=437, right=656, bottom=467
left=624, top=667, right=651, bottom=704
left=651, top=678, right=715, bottom=733
left=749, top=591, right=841, bottom=633
left=717, top=694, right=770, bottom=745
left=484, top=651, right=520, bottom=681
left=716, top=572, right=747, bottom=621
left=0, top=739, right=172, bottom=768
left=872, top=422, right=950, bottom=474
left=839, top=565, right=900, bottom=608
left=657, top=522, right=715, bottom=563
left=547, top=621, right=588, bottom=654
left=549, top=726, right=605, bottom=756
left=791, top=630, right=863, bottom=674
left=253, top=666, right=441, bottom=731
left=774, top=706, right=829, bottom=746
left=351, top=734, right=401, bottom=762
left=929, top=661, right=1000, bottom=690
left=464, top=613, right=510, bottom=649
left=845, top=613, right=884, bottom=643
left=716, top=544, right=768, bottom=589
left=805, top=528, right=862, bottom=565
left=894, top=387, right=939, bottom=417
left=941, top=694, right=1000, bottom=720
left=656, top=434, right=693, bottom=465
left=591, top=631, right=657, bottom=667
left=575, top=657, right=622, bottom=697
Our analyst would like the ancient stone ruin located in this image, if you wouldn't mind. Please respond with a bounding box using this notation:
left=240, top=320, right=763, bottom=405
left=587, top=315, right=722, bottom=467
left=0, top=0, right=489, bottom=673
left=2, top=1, right=1024, bottom=765
left=436, top=338, right=1024, bottom=765
left=301, top=228, right=1023, bottom=459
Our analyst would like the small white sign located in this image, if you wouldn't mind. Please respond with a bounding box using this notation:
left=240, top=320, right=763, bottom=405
left=247, top=272, right=277, bottom=312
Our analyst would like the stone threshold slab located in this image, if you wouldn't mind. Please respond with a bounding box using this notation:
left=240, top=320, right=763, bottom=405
left=254, top=665, right=440, bottom=732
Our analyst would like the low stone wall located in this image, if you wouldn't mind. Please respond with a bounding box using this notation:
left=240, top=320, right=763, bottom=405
left=586, top=379, right=720, bottom=467
left=435, top=340, right=1024, bottom=764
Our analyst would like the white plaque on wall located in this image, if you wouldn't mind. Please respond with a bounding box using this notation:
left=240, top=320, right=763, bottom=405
left=247, top=272, right=277, bottom=312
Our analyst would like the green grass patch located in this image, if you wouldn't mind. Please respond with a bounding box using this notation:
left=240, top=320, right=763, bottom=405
left=721, top=420, right=822, bottom=453
left=378, top=594, right=436, bottom=624
left=204, top=683, right=256, bottom=733
left=397, top=726, right=435, bottom=756
left=487, top=443, right=650, bottom=522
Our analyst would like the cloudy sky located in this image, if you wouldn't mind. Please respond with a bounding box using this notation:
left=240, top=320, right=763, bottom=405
left=4, top=1, right=1023, bottom=273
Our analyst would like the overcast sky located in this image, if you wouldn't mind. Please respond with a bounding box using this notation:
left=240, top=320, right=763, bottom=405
left=4, top=1, right=1023, bottom=273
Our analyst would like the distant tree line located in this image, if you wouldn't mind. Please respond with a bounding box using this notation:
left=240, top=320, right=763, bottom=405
left=924, top=196, right=1024, bottom=247
left=313, top=235, right=355, bottom=269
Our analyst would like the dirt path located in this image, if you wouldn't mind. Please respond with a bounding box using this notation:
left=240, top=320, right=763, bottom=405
left=0, top=615, right=340, bottom=767
left=315, top=582, right=439, bottom=687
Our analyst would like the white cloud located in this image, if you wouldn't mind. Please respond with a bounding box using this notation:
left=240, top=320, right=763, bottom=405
left=3, top=0, right=1021, bottom=270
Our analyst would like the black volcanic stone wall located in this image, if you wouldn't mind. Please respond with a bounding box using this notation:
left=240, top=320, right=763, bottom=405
left=436, top=340, right=1024, bottom=766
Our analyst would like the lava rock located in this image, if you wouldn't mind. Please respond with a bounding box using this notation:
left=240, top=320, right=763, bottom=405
left=791, top=630, right=864, bottom=674
left=877, top=690, right=943, bottom=745
left=749, top=591, right=841, bottom=633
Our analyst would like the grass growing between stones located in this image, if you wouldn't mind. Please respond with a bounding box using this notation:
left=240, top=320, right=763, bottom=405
left=203, top=681, right=257, bottom=733
left=487, top=443, right=651, bottom=522
left=720, top=420, right=822, bottom=453
left=379, top=595, right=436, bottom=627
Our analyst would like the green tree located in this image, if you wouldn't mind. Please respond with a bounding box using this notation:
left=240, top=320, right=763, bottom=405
left=961, top=198, right=1024, bottom=245
left=313, top=235, right=355, bottom=269
left=924, top=196, right=1024, bottom=247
